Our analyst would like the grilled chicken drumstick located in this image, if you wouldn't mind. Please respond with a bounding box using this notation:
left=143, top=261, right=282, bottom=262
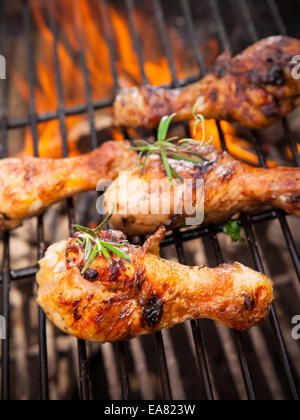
left=37, top=227, right=274, bottom=341
left=105, top=145, right=300, bottom=236
left=114, top=36, right=300, bottom=129
left=0, top=141, right=137, bottom=231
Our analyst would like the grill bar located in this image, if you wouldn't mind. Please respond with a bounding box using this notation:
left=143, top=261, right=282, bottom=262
left=239, top=0, right=259, bottom=42
left=77, top=29, right=98, bottom=150
left=0, top=2, right=7, bottom=159
left=282, top=118, right=300, bottom=168
left=1, top=232, right=10, bottom=400
left=77, top=340, right=92, bottom=400
left=150, top=0, right=219, bottom=399
left=154, top=0, right=227, bottom=400
left=173, top=230, right=214, bottom=400
left=180, top=0, right=206, bottom=76
left=0, top=0, right=10, bottom=401
left=37, top=216, right=49, bottom=400
left=242, top=214, right=299, bottom=400
left=115, top=342, right=130, bottom=400
left=209, top=0, right=230, bottom=50
left=23, top=0, right=39, bottom=156
left=100, top=0, right=134, bottom=400
left=125, top=0, right=148, bottom=85
left=154, top=331, right=173, bottom=399
left=233, top=331, right=256, bottom=400
left=100, top=0, right=121, bottom=92
left=253, top=130, right=300, bottom=283
left=277, top=211, right=300, bottom=281
left=153, top=0, right=178, bottom=88
left=38, top=305, right=49, bottom=399
left=208, top=229, right=256, bottom=400
left=182, top=0, right=257, bottom=400
left=252, top=135, right=299, bottom=401
left=22, top=0, right=50, bottom=400
left=51, top=5, right=69, bottom=158
left=121, top=0, right=175, bottom=398
left=49, top=2, right=92, bottom=400
left=267, top=0, right=287, bottom=35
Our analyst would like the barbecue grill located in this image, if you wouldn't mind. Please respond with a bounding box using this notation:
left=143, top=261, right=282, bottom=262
left=1, top=0, right=300, bottom=401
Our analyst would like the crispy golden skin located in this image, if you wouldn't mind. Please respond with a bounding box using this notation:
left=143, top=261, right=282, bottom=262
left=0, top=141, right=137, bottom=231
left=36, top=227, right=274, bottom=341
left=114, top=36, right=300, bottom=129
left=105, top=146, right=300, bottom=236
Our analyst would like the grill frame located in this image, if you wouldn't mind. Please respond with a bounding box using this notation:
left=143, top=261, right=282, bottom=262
left=0, top=0, right=299, bottom=401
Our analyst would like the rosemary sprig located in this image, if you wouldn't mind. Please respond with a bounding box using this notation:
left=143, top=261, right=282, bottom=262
left=131, top=105, right=213, bottom=186
left=75, top=206, right=131, bottom=275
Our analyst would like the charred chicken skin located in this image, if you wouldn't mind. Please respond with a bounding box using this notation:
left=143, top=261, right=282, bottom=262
left=114, top=36, right=300, bottom=129
left=36, top=227, right=274, bottom=341
left=105, top=146, right=300, bottom=236
left=0, top=141, right=137, bottom=231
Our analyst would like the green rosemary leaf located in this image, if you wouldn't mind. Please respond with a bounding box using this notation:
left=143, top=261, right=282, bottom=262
left=94, top=204, right=115, bottom=234
left=75, top=224, right=88, bottom=232
left=132, top=109, right=214, bottom=185
left=170, top=167, right=184, bottom=181
left=182, top=150, right=209, bottom=161
left=156, top=140, right=178, bottom=149
left=81, top=244, right=99, bottom=275
left=131, top=145, right=152, bottom=152
left=178, top=138, right=200, bottom=145
left=158, top=113, right=177, bottom=142
left=223, top=220, right=244, bottom=243
left=77, top=232, right=97, bottom=244
left=84, top=237, right=93, bottom=261
left=165, top=136, right=179, bottom=143
left=134, top=139, right=150, bottom=147
left=193, top=99, right=205, bottom=120
left=75, top=224, right=97, bottom=239
left=167, top=153, right=203, bottom=164
left=141, top=150, right=152, bottom=175
left=160, top=150, right=173, bottom=186
left=75, top=204, right=131, bottom=274
left=99, top=242, right=113, bottom=265
left=137, top=152, right=143, bottom=170
left=192, top=100, right=200, bottom=116
left=102, top=242, right=132, bottom=263
left=205, top=136, right=214, bottom=145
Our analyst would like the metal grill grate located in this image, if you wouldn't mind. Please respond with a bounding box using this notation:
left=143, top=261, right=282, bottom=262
left=0, top=0, right=300, bottom=400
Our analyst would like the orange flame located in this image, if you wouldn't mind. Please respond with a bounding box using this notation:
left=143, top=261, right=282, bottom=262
left=287, top=143, right=300, bottom=160
left=17, top=0, right=178, bottom=158
left=190, top=119, right=277, bottom=167
left=16, top=0, right=278, bottom=166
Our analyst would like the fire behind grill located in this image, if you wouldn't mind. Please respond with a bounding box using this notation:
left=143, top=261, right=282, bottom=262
left=0, top=0, right=300, bottom=401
